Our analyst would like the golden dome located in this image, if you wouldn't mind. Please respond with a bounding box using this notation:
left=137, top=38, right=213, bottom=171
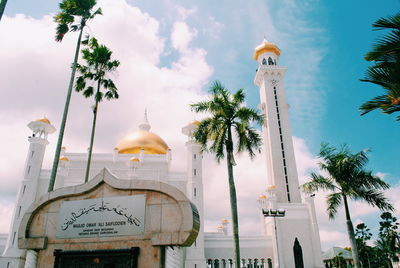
left=129, top=157, right=140, bottom=162
left=59, top=156, right=69, bottom=161
left=36, top=117, right=51, bottom=124
left=190, top=120, right=200, bottom=125
left=221, top=218, right=229, bottom=224
left=116, top=130, right=169, bottom=155
left=216, top=225, right=223, bottom=230
left=253, top=40, right=281, bottom=60
left=258, top=194, right=267, bottom=200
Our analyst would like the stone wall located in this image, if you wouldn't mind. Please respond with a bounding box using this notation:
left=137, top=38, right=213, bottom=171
left=18, top=169, right=199, bottom=268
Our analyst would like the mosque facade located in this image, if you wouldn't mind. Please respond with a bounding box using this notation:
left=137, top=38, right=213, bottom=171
left=0, top=40, right=324, bottom=268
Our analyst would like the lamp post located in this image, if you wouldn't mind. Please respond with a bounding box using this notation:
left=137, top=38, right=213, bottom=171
left=258, top=187, right=286, bottom=268
left=262, top=208, right=285, bottom=268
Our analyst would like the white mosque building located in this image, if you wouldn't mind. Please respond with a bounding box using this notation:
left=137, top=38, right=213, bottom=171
left=0, top=40, right=324, bottom=268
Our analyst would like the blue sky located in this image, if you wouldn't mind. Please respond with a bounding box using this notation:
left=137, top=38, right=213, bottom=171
left=1, top=0, right=399, bottom=250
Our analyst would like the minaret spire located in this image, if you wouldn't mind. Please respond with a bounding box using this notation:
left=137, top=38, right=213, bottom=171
left=2, top=117, right=55, bottom=265
left=254, top=40, right=301, bottom=203
left=139, top=109, right=151, bottom=131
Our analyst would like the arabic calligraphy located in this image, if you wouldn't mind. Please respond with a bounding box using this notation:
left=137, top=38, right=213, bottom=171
left=61, top=201, right=141, bottom=231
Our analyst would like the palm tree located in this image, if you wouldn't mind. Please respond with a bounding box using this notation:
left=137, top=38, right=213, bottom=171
left=0, top=0, right=8, bottom=21
left=360, top=13, right=400, bottom=120
left=75, top=37, right=119, bottom=182
left=301, top=143, right=393, bottom=268
left=191, top=81, right=264, bottom=267
left=48, top=0, right=102, bottom=192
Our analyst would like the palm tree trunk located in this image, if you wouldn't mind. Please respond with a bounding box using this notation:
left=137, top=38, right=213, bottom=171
left=0, top=0, right=8, bottom=21
left=343, top=194, right=361, bottom=268
left=226, top=128, right=241, bottom=268
left=48, top=25, right=84, bottom=192
left=84, top=82, right=100, bottom=183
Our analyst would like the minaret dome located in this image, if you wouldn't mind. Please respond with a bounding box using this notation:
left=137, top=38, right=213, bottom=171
left=115, top=111, right=169, bottom=154
left=253, top=38, right=281, bottom=66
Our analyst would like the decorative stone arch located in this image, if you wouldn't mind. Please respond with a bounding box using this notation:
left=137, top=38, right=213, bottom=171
left=18, top=168, right=199, bottom=267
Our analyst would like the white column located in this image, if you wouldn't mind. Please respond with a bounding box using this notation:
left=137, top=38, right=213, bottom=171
left=305, top=196, right=324, bottom=267
left=182, top=122, right=206, bottom=266
left=2, top=119, right=54, bottom=265
left=24, top=250, right=38, bottom=268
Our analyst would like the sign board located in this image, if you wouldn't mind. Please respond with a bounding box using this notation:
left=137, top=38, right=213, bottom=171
left=56, top=195, right=146, bottom=239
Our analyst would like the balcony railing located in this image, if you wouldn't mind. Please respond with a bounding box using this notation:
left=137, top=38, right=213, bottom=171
left=206, top=258, right=273, bottom=268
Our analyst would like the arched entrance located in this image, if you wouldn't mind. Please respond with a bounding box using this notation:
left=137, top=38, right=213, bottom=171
left=293, top=238, right=304, bottom=268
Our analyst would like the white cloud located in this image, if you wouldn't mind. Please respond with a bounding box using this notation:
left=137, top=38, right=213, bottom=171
left=258, top=0, right=328, bottom=139
left=0, top=201, right=14, bottom=234
left=171, top=21, right=198, bottom=53
left=175, top=6, right=197, bottom=21
left=0, top=0, right=212, bottom=230
left=319, top=229, right=349, bottom=249
left=202, top=16, right=224, bottom=40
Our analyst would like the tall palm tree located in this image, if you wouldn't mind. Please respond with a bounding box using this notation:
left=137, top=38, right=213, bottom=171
left=360, top=13, right=400, bottom=120
left=301, top=143, right=393, bottom=268
left=48, top=0, right=102, bottom=192
left=0, top=0, right=8, bottom=21
left=191, top=81, right=264, bottom=267
left=75, top=37, right=119, bottom=182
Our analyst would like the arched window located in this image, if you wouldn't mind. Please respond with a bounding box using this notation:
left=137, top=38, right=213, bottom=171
left=262, top=58, right=267, bottom=65
left=268, top=57, right=274, bottom=65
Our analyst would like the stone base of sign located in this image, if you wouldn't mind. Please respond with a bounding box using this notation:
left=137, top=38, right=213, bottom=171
left=18, top=168, right=199, bottom=268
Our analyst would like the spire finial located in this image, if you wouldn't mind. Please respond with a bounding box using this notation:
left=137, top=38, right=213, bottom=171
left=139, top=109, right=151, bottom=131
left=144, top=108, right=149, bottom=123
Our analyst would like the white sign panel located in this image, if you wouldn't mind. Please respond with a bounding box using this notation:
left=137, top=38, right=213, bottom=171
left=56, top=195, right=146, bottom=239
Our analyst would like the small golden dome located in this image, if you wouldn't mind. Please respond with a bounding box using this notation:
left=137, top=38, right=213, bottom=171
left=259, top=194, right=267, bottom=200
left=253, top=40, right=281, bottom=60
left=36, top=117, right=51, bottom=124
left=59, top=156, right=69, bottom=161
left=266, top=185, right=276, bottom=190
left=116, top=130, right=169, bottom=155
left=190, top=120, right=200, bottom=125
left=221, top=218, right=229, bottom=224
left=129, top=157, right=140, bottom=162
left=217, top=225, right=223, bottom=230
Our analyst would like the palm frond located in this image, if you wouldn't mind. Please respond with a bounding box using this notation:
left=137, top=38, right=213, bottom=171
left=372, top=14, right=400, bottom=31
left=326, top=192, right=342, bottom=219
left=235, top=123, right=262, bottom=159
left=301, top=173, right=338, bottom=193
left=236, top=107, right=265, bottom=126
left=191, top=80, right=263, bottom=165
left=83, top=86, right=94, bottom=97
left=55, top=23, right=69, bottom=42
left=351, top=188, right=394, bottom=211
left=54, top=0, right=101, bottom=42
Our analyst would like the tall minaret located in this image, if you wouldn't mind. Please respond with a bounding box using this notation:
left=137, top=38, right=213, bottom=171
left=254, top=39, right=301, bottom=203
left=182, top=121, right=206, bottom=267
left=2, top=118, right=55, bottom=265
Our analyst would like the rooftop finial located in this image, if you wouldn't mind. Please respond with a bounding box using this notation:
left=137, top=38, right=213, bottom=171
left=139, top=109, right=151, bottom=131
left=144, top=108, right=149, bottom=123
